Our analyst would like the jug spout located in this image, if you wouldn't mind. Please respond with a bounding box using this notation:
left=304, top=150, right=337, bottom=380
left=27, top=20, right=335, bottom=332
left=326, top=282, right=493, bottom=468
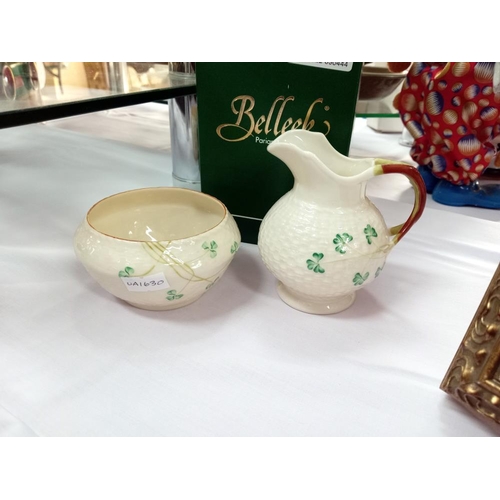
left=267, top=130, right=374, bottom=204
left=267, top=129, right=333, bottom=186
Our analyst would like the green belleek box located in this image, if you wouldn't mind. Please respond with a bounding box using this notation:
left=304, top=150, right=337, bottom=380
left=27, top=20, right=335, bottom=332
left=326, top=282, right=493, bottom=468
left=196, top=62, right=362, bottom=244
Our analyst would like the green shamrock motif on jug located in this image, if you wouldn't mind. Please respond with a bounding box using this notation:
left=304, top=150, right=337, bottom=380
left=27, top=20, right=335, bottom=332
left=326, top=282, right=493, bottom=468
left=230, top=241, right=239, bottom=254
left=353, top=272, right=369, bottom=286
left=202, top=240, right=218, bottom=258
left=333, top=233, right=353, bottom=254
left=166, top=290, right=184, bottom=301
left=118, top=266, right=135, bottom=278
left=306, top=253, right=325, bottom=274
left=364, top=225, right=378, bottom=245
left=375, top=265, right=384, bottom=278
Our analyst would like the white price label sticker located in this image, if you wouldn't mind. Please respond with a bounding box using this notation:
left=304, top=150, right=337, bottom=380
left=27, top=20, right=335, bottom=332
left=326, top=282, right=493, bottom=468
left=292, top=62, right=353, bottom=72
left=120, top=272, right=170, bottom=292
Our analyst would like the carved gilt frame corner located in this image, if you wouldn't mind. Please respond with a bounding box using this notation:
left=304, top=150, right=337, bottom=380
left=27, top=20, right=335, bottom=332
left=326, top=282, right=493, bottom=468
left=441, top=264, right=500, bottom=428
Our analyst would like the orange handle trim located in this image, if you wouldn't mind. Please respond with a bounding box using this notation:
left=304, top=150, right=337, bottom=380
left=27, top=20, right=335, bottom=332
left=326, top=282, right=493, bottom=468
left=374, top=163, right=426, bottom=245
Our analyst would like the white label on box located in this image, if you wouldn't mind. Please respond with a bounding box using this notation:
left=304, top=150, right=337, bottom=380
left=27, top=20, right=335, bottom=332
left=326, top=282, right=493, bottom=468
left=120, top=272, right=170, bottom=292
left=292, top=62, right=353, bottom=72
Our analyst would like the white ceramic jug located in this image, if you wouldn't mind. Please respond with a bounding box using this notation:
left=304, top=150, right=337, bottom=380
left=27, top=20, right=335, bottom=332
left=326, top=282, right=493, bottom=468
left=258, top=129, right=426, bottom=314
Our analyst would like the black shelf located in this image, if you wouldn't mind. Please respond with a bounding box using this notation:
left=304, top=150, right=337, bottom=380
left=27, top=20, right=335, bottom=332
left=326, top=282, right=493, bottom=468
left=0, top=84, right=196, bottom=129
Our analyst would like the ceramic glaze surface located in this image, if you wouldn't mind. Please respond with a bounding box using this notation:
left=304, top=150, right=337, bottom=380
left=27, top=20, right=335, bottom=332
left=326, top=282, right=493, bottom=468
left=258, top=129, right=426, bottom=314
left=259, top=191, right=390, bottom=300
left=74, top=187, right=241, bottom=311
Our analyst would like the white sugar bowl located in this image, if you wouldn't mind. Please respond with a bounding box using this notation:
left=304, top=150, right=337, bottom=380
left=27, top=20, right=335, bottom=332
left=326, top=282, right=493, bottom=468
left=74, top=187, right=241, bottom=310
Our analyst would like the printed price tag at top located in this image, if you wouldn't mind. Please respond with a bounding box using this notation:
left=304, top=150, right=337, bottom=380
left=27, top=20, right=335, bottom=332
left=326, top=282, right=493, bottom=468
left=292, top=62, right=353, bottom=72
left=120, top=272, right=170, bottom=292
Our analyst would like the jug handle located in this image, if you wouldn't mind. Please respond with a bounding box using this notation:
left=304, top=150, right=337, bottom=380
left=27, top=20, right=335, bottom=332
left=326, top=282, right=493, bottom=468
left=374, top=161, right=426, bottom=245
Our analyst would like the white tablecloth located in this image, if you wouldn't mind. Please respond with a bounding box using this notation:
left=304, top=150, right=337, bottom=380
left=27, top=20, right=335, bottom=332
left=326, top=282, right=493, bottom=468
left=1, top=107, right=499, bottom=436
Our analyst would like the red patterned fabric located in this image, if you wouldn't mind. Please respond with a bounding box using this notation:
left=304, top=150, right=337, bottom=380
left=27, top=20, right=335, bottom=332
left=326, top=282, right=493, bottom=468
left=394, top=62, right=500, bottom=185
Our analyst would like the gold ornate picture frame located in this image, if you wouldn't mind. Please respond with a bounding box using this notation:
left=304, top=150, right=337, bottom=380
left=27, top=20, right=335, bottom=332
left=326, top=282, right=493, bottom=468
left=441, top=264, right=500, bottom=429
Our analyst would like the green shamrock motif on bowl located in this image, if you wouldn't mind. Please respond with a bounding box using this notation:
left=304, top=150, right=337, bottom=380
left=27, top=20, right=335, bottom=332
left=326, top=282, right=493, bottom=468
left=166, top=290, right=184, bottom=301
left=202, top=240, right=218, bottom=258
left=118, top=266, right=135, bottom=278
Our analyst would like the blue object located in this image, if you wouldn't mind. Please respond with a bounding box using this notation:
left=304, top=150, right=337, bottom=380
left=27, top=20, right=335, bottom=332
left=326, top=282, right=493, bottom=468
left=432, top=180, right=500, bottom=209
left=417, top=165, right=440, bottom=194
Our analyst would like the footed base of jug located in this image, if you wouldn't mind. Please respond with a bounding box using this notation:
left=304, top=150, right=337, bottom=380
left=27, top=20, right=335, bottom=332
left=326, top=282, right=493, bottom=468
left=277, top=282, right=356, bottom=315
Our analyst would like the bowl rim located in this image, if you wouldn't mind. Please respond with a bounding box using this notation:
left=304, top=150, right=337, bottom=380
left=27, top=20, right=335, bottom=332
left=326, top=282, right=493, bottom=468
left=85, top=186, right=229, bottom=243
